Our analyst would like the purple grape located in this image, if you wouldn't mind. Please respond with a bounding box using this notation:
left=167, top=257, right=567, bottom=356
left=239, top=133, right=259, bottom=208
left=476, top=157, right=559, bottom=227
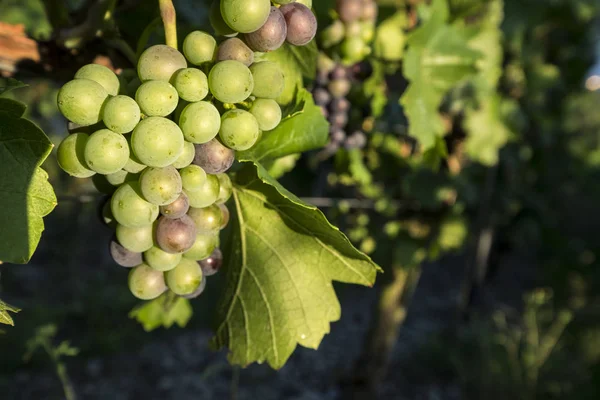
left=160, top=192, right=190, bottom=219
left=280, top=3, right=317, bottom=46
left=199, top=247, right=223, bottom=276
left=192, top=139, right=235, bottom=174
left=330, top=97, right=350, bottom=113
left=336, top=0, right=363, bottom=23
left=156, top=215, right=197, bottom=254
left=314, top=88, right=331, bottom=106
left=330, top=65, right=349, bottom=80
left=330, top=112, right=348, bottom=128
left=331, top=128, right=347, bottom=143
left=345, top=130, right=367, bottom=149
left=216, top=38, right=254, bottom=66
left=244, top=7, right=287, bottom=52
left=110, top=238, right=142, bottom=268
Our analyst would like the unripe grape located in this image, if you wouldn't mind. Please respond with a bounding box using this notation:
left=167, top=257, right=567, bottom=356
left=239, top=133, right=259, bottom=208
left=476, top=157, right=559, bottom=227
left=172, top=141, right=196, bottom=169
left=244, top=7, right=287, bottom=52
left=182, top=31, right=217, bottom=65
left=84, top=129, right=130, bottom=174
left=199, top=247, right=223, bottom=276
left=57, top=79, right=108, bottom=126
left=106, top=169, right=139, bottom=186
left=208, top=60, right=254, bottom=103
left=178, top=101, right=221, bottom=144
left=313, top=88, right=331, bottom=107
left=140, top=166, right=183, bottom=206
left=111, top=182, right=159, bottom=228
left=192, top=139, right=235, bottom=174
left=110, top=239, right=142, bottom=268
left=57, top=133, right=95, bottom=178
left=135, top=80, right=179, bottom=117
left=216, top=38, right=254, bottom=67
left=75, top=64, right=120, bottom=96
left=219, top=109, right=260, bottom=151
left=156, top=215, right=197, bottom=254
left=165, top=258, right=203, bottom=295
left=183, top=233, right=218, bottom=261
left=182, top=277, right=207, bottom=299
left=209, top=0, right=237, bottom=36
left=180, top=165, right=207, bottom=192
left=188, top=204, right=223, bottom=234
left=216, top=173, right=232, bottom=204
left=249, top=62, right=284, bottom=99
left=328, top=79, right=351, bottom=98
left=160, top=192, right=190, bottom=219
left=218, top=203, right=230, bottom=229
left=280, top=3, right=317, bottom=46
left=131, top=117, right=184, bottom=167
left=144, top=246, right=182, bottom=271
left=341, top=37, right=369, bottom=63
left=102, top=95, right=140, bottom=134
left=123, top=154, right=147, bottom=174
left=220, top=0, right=271, bottom=33
left=184, top=174, right=220, bottom=208
left=250, top=98, right=282, bottom=131
left=321, top=19, right=345, bottom=48
left=138, top=45, right=187, bottom=82
left=128, top=264, right=167, bottom=300
left=116, top=223, right=155, bottom=253
left=171, top=68, right=209, bottom=102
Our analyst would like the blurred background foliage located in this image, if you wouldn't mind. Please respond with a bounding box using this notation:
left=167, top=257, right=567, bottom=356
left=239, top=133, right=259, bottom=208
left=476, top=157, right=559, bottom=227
left=0, top=0, right=600, bottom=399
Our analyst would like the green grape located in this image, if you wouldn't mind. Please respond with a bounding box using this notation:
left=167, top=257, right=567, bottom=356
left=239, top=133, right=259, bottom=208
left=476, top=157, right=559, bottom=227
left=144, top=246, right=182, bottom=271
left=102, top=95, right=140, bottom=134
left=220, top=0, right=271, bottom=33
left=131, top=117, right=184, bottom=167
left=67, top=121, right=105, bottom=135
left=184, top=174, right=220, bottom=208
left=249, top=62, right=284, bottom=99
left=321, top=19, right=345, bottom=48
left=183, top=232, right=218, bottom=261
left=182, top=31, right=217, bottom=65
left=178, top=101, right=221, bottom=144
left=128, top=264, right=167, bottom=300
left=111, top=182, right=159, bottom=228
left=84, top=129, right=130, bottom=174
left=219, top=109, right=260, bottom=151
left=172, top=141, right=195, bottom=169
left=179, top=165, right=207, bottom=192
left=123, top=155, right=147, bottom=174
left=208, top=60, right=254, bottom=104
left=57, top=133, right=95, bottom=178
left=216, top=38, right=254, bottom=67
left=188, top=204, right=222, bottom=234
left=106, top=170, right=138, bottom=186
left=219, top=203, right=230, bottom=229
left=74, top=64, right=120, bottom=96
left=296, top=0, right=312, bottom=8
left=249, top=98, right=282, bottom=131
left=271, top=0, right=294, bottom=3
left=216, top=173, right=232, bottom=204
left=360, top=21, right=375, bottom=43
left=137, top=44, right=187, bottom=82
left=341, top=37, right=368, bottom=63
left=57, top=79, right=108, bottom=126
left=140, top=166, right=183, bottom=206
left=93, top=174, right=117, bottom=194
left=209, top=0, right=237, bottom=36
left=165, top=258, right=203, bottom=295
left=135, top=81, right=179, bottom=117
left=116, top=223, right=155, bottom=252
left=171, top=68, right=209, bottom=102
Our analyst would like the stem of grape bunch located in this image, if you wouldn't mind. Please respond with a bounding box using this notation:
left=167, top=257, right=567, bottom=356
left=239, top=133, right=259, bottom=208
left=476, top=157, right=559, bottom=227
left=158, top=0, right=178, bottom=49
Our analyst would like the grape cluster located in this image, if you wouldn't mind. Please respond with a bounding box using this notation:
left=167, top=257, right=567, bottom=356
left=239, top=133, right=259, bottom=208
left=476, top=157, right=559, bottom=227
left=313, top=58, right=371, bottom=153
left=56, top=0, right=317, bottom=302
left=320, top=0, right=377, bottom=65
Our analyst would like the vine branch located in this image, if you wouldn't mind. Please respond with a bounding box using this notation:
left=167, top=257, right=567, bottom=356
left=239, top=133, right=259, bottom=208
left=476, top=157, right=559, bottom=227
left=159, top=0, right=178, bottom=50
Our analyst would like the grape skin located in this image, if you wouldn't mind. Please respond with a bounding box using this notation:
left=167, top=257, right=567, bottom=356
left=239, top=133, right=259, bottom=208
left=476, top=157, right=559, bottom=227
left=180, top=165, right=208, bottom=192
left=116, top=222, right=155, bottom=253
left=131, top=117, right=184, bottom=168
left=192, top=139, right=235, bottom=174
left=102, top=95, right=140, bottom=134
left=199, top=247, right=223, bottom=276
left=216, top=173, right=233, bottom=204
left=106, top=170, right=138, bottom=186
left=182, top=277, right=207, bottom=299
left=209, top=0, right=237, bottom=36
left=128, top=264, right=167, bottom=300
left=110, top=239, right=142, bottom=268
left=156, top=215, right=197, bottom=254
left=140, top=166, right=183, bottom=206
left=244, top=7, right=287, bottom=52
left=111, top=182, right=159, bottom=228
left=58, top=79, right=108, bottom=126
left=165, top=258, right=203, bottom=295
left=208, top=60, right=254, bottom=104
left=84, top=129, right=130, bottom=175
left=135, top=80, right=179, bottom=117
left=182, top=31, right=217, bottom=65
left=57, top=133, right=95, bottom=178
left=178, top=101, right=221, bottom=144
left=138, top=45, right=187, bottom=82
left=218, top=204, right=230, bottom=229
left=183, top=232, right=218, bottom=261
left=172, top=141, right=196, bottom=169
left=144, top=246, right=182, bottom=271
left=220, top=0, right=271, bottom=34
left=185, top=174, right=221, bottom=208
left=216, top=38, right=254, bottom=67
left=188, top=204, right=223, bottom=234
left=280, top=3, right=318, bottom=46
left=75, top=64, right=120, bottom=96
left=160, top=192, right=190, bottom=219
left=171, top=68, right=209, bottom=102
left=250, top=98, right=282, bottom=131
left=219, top=109, right=260, bottom=151
left=249, top=62, right=284, bottom=99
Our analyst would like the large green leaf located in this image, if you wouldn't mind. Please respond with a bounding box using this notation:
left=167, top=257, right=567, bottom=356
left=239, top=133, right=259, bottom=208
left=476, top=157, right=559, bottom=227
left=238, top=89, right=328, bottom=162
left=0, top=111, right=56, bottom=263
left=0, top=299, right=20, bottom=326
left=212, top=162, right=380, bottom=369
left=129, top=292, right=193, bottom=332
left=400, top=0, right=480, bottom=150
left=0, top=78, right=28, bottom=95
left=257, top=41, right=318, bottom=105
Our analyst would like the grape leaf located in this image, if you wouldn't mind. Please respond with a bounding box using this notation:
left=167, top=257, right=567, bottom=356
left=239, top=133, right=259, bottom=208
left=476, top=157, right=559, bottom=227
left=0, top=111, right=57, bottom=264
left=0, top=98, right=27, bottom=117
left=212, top=162, right=380, bottom=369
left=0, top=299, right=21, bottom=326
left=237, top=89, right=329, bottom=162
left=257, top=41, right=318, bottom=105
left=400, top=0, right=480, bottom=150
left=129, top=292, right=192, bottom=332
left=0, top=78, right=28, bottom=95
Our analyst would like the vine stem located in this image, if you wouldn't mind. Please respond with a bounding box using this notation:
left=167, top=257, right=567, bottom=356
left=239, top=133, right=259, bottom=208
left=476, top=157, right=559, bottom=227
left=158, top=0, right=178, bottom=49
